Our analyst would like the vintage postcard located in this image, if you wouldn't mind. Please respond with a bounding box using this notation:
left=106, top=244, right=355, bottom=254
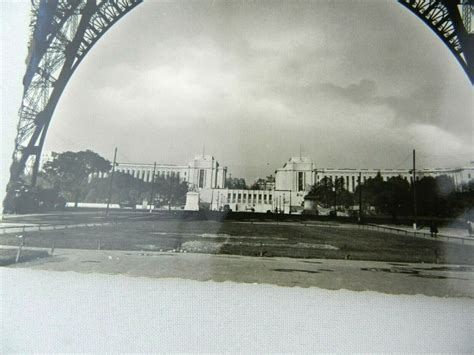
left=1, top=0, right=473, bottom=352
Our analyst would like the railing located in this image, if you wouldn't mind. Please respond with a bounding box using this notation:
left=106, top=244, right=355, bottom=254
left=0, top=221, right=116, bottom=235
left=0, top=220, right=125, bottom=261
left=359, top=223, right=474, bottom=246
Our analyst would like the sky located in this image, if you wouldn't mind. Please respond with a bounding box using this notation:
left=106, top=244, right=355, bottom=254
left=2, top=0, right=473, bottom=185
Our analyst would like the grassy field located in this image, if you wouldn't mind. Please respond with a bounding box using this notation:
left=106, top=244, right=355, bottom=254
left=1, top=219, right=473, bottom=264
left=0, top=248, right=49, bottom=266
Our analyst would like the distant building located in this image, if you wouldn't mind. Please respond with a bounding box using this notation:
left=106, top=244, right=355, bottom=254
left=90, top=152, right=474, bottom=213
left=93, top=154, right=227, bottom=189
left=271, top=157, right=474, bottom=212
left=273, top=157, right=319, bottom=210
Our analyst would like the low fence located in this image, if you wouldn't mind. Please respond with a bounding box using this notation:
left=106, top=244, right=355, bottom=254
left=0, top=221, right=115, bottom=235
left=360, top=223, right=474, bottom=246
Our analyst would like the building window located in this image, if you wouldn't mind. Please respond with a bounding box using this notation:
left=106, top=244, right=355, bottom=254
left=238, top=193, right=241, bottom=203
left=199, top=169, right=205, bottom=188
left=269, top=194, right=272, bottom=202
left=298, top=171, right=304, bottom=191
left=227, top=193, right=231, bottom=202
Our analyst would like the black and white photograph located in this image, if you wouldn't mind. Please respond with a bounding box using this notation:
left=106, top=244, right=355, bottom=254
left=1, top=0, right=473, bottom=352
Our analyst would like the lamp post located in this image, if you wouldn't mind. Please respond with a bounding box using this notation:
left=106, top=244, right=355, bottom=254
left=105, top=147, right=117, bottom=218
left=358, top=172, right=363, bottom=224
left=412, top=149, right=417, bottom=231
left=149, top=162, right=156, bottom=213
left=333, top=185, right=337, bottom=218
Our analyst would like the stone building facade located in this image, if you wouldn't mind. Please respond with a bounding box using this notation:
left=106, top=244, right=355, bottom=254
left=91, top=154, right=227, bottom=189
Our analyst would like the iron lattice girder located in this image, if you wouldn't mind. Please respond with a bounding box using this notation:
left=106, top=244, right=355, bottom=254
left=399, top=0, right=474, bottom=83
left=11, top=0, right=143, bottom=185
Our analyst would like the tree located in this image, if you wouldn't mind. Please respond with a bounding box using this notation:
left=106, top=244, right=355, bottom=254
left=385, top=176, right=411, bottom=219
left=250, top=178, right=267, bottom=190
left=83, top=172, right=188, bottom=208
left=226, top=177, right=247, bottom=189
left=153, top=175, right=188, bottom=207
left=415, top=175, right=456, bottom=217
left=334, top=177, right=354, bottom=208
left=307, top=177, right=334, bottom=208
left=42, top=150, right=111, bottom=207
left=354, top=172, right=386, bottom=215
left=307, top=176, right=353, bottom=211
left=250, top=175, right=275, bottom=190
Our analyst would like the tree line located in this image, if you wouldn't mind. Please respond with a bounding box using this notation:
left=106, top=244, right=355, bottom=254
left=4, top=150, right=188, bottom=213
left=307, top=173, right=473, bottom=220
left=4, top=149, right=473, bottom=219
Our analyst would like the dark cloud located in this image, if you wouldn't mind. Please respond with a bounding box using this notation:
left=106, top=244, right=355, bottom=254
left=319, top=79, right=445, bottom=126
left=320, top=80, right=378, bottom=104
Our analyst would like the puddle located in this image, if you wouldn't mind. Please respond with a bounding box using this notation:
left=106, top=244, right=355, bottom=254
left=416, top=266, right=474, bottom=272
left=362, top=267, right=471, bottom=281
left=296, top=243, right=339, bottom=250
left=151, top=232, right=287, bottom=241
left=272, top=268, right=319, bottom=274
left=361, top=267, right=419, bottom=275
left=411, top=274, right=468, bottom=281
left=388, top=263, right=409, bottom=266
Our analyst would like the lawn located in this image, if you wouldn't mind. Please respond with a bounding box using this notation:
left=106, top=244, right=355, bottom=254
left=0, top=248, right=50, bottom=266
left=1, top=219, right=473, bottom=264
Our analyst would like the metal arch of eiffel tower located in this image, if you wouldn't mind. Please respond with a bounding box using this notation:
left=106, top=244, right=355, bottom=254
left=6, top=0, right=474, bottom=190
left=9, top=0, right=143, bottom=189
left=399, top=0, right=473, bottom=82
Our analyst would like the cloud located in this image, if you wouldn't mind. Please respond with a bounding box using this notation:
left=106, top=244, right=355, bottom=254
left=318, top=79, right=459, bottom=130
left=40, top=0, right=473, bottom=182
left=320, top=80, right=378, bottom=104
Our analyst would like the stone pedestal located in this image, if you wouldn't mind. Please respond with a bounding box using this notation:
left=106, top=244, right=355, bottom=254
left=184, top=191, right=200, bottom=211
